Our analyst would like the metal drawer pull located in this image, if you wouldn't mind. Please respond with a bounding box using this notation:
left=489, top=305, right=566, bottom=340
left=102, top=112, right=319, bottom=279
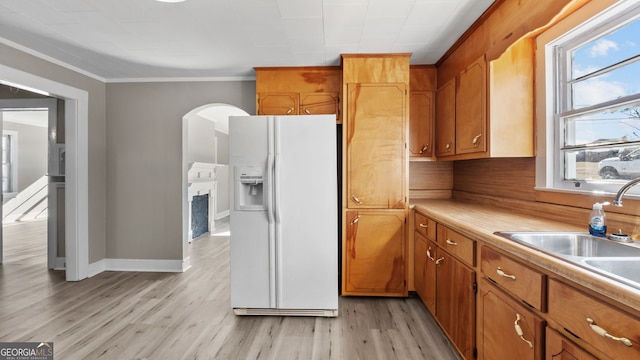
left=351, top=194, right=362, bottom=205
left=420, top=144, right=429, bottom=153
left=303, top=108, right=311, bottom=114
left=286, top=108, right=293, bottom=114
left=419, top=223, right=429, bottom=228
left=351, top=216, right=360, bottom=225
left=445, top=142, right=452, bottom=150
left=497, top=267, right=516, bottom=280
left=586, top=318, right=632, bottom=347
left=435, top=257, right=444, bottom=265
left=445, top=239, right=458, bottom=246
left=472, top=134, right=482, bottom=145
left=427, top=247, right=435, bottom=261
left=514, top=313, right=534, bottom=349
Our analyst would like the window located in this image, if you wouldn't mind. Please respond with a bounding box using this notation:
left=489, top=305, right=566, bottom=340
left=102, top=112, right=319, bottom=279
left=547, top=0, right=640, bottom=195
left=2, top=131, right=17, bottom=194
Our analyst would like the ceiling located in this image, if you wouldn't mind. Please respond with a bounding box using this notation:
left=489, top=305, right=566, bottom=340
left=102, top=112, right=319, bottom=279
left=0, top=0, right=494, bottom=81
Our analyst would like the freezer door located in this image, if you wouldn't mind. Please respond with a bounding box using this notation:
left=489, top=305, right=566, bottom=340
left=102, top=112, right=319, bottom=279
left=273, top=115, right=338, bottom=310
left=229, top=116, right=275, bottom=309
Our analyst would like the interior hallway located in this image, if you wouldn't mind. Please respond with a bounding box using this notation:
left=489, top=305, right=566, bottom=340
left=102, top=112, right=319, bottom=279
left=0, top=218, right=460, bottom=360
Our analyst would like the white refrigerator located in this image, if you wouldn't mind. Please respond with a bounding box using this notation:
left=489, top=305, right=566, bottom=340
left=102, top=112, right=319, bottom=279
left=228, top=115, right=338, bottom=317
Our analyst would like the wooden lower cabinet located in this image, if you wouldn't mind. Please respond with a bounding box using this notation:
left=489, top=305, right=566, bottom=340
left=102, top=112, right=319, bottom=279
left=547, top=279, right=640, bottom=359
left=343, top=210, right=406, bottom=296
left=546, top=327, right=597, bottom=360
left=414, top=232, right=437, bottom=314
left=478, top=279, right=545, bottom=360
left=436, top=248, right=476, bottom=360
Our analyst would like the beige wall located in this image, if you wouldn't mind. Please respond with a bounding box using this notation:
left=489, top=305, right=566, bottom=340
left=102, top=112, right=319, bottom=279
left=106, top=81, right=255, bottom=260
left=0, top=42, right=107, bottom=264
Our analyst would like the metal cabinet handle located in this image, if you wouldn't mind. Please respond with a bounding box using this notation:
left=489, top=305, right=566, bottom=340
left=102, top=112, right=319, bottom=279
left=445, top=239, right=457, bottom=246
left=435, top=257, right=444, bottom=265
left=351, top=216, right=360, bottom=225
left=419, top=144, right=429, bottom=153
left=303, top=108, right=311, bottom=114
left=514, top=313, right=534, bottom=349
left=445, top=142, right=451, bottom=150
left=351, top=194, right=362, bottom=205
left=586, top=318, right=632, bottom=347
left=497, top=267, right=516, bottom=280
left=286, top=108, right=294, bottom=114
left=419, top=223, right=429, bottom=228
left=472, top=134, right=482, bottom=146
left=427, top=247, right=435, bottom=261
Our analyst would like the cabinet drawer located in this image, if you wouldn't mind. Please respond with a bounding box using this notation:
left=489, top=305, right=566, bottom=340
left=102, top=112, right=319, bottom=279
left=415, top=212, right=436, bottom=241
left=548, top=279, right=640, bottom=359
left=481, top=246, right=546, bottom=311
left=437, top=224, right=476, bottom=267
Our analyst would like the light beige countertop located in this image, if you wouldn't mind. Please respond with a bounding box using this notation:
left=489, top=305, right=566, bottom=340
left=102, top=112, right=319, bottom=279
left=411, top=199, right=640, bottom=314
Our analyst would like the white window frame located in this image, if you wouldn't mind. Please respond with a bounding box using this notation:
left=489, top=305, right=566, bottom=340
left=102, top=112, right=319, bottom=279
left=537, top=0, right=640, bottom=196
left=2, top=130, right=18, bottom=197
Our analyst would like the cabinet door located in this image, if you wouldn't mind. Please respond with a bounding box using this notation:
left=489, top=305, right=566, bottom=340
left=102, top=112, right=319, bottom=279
left=456, top=56, right=486, bottom=154
left=546, top=327, right=597, bottom=360
left=435, top=78, right=456, bottom=157
left=299, top=92, right=339, bottom=121
left=346, top=83, right=406, bottom=209
left=409, top=90, right=434, bottom=157
left=424, top=238, right=437, bottom=315
left=414, top=232, right=428, bottom=300
left=344, top=210, right=406, bottom=296
left=257, top=93, right=298, bottom=115
left=479, top=279, right=545, bottom=360
left=436, top=249, right=476, bottom=359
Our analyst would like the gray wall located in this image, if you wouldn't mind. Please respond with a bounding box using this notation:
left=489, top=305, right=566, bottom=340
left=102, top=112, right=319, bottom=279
left=2, top=121, right=47, bottom=191
left=187, top=115, right=217, bottom=163
left=106, top=81, right=255, bottom=260
left=0, top=42, right=107, bottom=264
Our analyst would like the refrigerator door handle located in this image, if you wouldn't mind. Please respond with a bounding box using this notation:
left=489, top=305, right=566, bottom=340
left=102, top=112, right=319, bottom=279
left=274, top=118, right=281, bottom=225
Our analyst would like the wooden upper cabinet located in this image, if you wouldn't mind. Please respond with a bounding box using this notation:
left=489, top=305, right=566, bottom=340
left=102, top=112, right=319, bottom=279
left=409, top=65, right=437, bottom=159
left=435, top=78, right=456, bottom=157
left=434, top=37, right=535, bottom=160
left=344, top=210, right=406, bottom=296
left=409, top=91, right=434, bottom=158
left=455, top=55, right=486, bottom=155
left=254, top=67, right=341, bottom=122
left=299, top=92, right=339, bottom=117
left=346, top=83, right=406, bottom=209
left=257, top=93, right=298, bottom=115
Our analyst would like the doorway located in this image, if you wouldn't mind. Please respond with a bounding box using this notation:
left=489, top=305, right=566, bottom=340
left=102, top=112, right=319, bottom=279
left=181, top=103, right=248, bottom=265
left=0, top=97, right=61, bottom=270
left=0, top=63, right=89, bottom=281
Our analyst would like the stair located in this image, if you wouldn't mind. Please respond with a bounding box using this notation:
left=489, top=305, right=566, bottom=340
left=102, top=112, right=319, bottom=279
left=3, top=176, right=48, bottom=223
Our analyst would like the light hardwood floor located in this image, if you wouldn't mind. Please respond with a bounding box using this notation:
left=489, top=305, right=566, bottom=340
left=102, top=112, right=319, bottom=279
left=0, top=218, right=461, bottom=360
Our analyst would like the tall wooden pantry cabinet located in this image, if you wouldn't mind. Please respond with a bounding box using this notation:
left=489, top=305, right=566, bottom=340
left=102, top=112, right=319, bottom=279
left=341, top=54, right=410, bottom=296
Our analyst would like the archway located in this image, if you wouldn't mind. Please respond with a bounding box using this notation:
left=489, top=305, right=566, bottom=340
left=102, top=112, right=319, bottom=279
left=181, top=103, right=249, bottom=267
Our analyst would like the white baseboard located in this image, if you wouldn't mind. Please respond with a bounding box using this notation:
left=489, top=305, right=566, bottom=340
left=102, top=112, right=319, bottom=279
left=86, top=257, right=190, bottom=277
left=215, top=210, right=229, bottom=220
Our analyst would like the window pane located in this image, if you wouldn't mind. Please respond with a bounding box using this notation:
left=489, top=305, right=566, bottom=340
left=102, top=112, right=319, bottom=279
left=571, top=17, right=640, bottom=80
left=563, top=100, right=640, bottom=147
left=572, top=60, right=640, bottom=109
left=564, top=147, right=640, bottom=181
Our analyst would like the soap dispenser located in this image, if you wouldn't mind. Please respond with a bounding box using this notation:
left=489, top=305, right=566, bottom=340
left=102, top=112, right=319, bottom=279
left=588, top=202, right=608, bottom=237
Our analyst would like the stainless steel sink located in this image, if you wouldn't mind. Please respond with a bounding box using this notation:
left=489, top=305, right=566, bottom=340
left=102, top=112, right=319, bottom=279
left=494, top=231, right=640, bottom=290
left=582, top=258, right=640, bottom=285
left=494, top=232, right=640, bottom=257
